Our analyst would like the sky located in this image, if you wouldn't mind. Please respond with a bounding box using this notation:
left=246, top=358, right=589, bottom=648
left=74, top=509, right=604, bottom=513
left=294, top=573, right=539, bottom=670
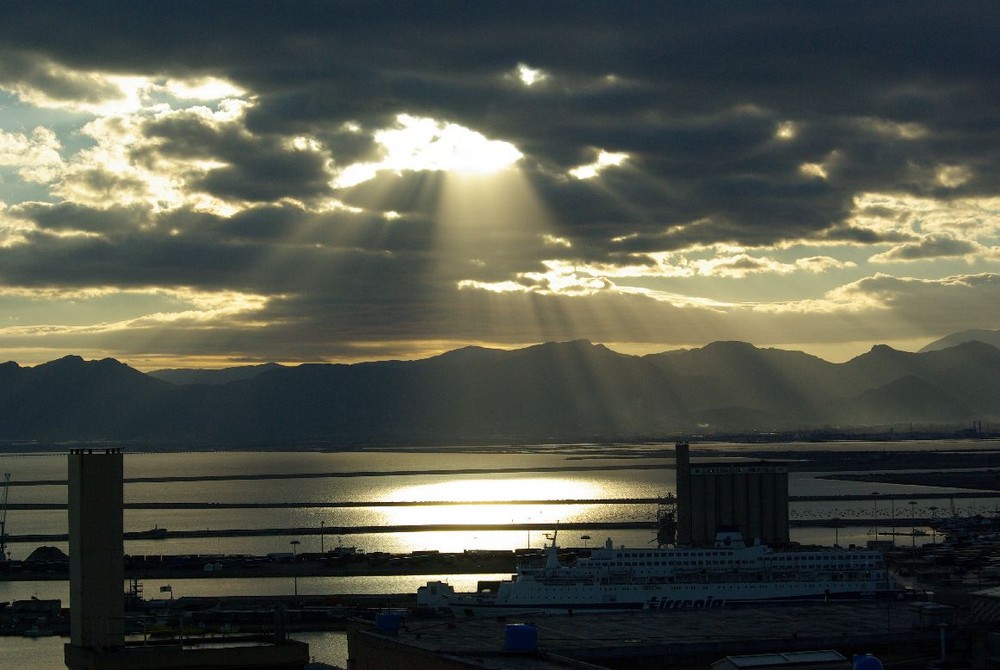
left=0, top=2, right=998, bottom=370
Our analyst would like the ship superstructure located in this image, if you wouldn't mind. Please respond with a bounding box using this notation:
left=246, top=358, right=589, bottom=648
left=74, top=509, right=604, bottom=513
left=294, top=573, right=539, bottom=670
left=419, top=529, right=897, bottom=616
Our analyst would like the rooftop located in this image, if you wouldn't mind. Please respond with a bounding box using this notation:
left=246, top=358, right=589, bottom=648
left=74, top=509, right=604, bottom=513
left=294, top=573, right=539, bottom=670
left=712, top=650, right=847, bottom=668
left=353, top=601, right=954, bottom=669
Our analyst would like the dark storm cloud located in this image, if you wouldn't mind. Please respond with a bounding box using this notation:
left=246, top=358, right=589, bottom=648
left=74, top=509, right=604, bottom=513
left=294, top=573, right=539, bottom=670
left=874, top=235, right=980, bottom=262
left=1, top=1, right=996, bottom=254
left=0, top=227, right=266, bottom=290
left=3, top=200, right=446, bottom=291
left=13, top=201, right=145, bottom=236
left=1, top=1, right=999, bottom=365
left=137, top=113, right=334, bottom=203
left=214, top=205, right=437, bottom=254
left=0, top=224, right=434, bottom=302
left=0, top=50, right=121, bottom=104
left=820, top=226, right=915, bottom=246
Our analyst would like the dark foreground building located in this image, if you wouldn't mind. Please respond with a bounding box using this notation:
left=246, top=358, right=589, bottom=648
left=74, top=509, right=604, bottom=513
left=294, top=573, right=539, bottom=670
left=347, top=602, right=970, bottom=669
left=63, top=448, right=309, bottom=670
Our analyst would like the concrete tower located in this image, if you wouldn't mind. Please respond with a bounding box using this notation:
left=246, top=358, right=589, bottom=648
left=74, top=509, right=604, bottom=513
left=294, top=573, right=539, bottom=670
left=64, top=448, right=309, bottom=670
left=674, top=442, right=789, bottom=547
left=68, top=447, right=124, bottom=651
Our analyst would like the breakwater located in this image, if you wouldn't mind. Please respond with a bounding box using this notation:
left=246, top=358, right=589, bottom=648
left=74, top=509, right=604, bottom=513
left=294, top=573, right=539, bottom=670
left=7, top=489, right=1000, bottom=513
left=2, top=516, right=947, bottom=545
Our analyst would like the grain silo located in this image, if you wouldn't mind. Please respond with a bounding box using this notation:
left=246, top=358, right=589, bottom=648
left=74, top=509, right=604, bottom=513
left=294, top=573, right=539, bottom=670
left=674, top=442, right=789, bottom=547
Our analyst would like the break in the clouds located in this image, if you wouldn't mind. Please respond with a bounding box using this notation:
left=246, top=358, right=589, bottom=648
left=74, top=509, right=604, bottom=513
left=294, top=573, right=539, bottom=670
left=0, top=1, right=998, bottom=368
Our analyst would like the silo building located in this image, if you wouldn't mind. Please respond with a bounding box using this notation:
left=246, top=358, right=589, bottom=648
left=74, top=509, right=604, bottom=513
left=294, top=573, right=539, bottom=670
left=675, top=442, right=789, bottom=547
left=64, top=448, right=309, bottom=670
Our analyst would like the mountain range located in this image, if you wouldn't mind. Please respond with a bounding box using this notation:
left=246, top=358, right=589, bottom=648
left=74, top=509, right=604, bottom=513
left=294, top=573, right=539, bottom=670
left=2, top=337, right=999, bottom=446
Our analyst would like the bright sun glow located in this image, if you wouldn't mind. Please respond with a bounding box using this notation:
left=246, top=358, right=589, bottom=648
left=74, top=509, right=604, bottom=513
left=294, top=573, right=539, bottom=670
left=515, top=63, right=547, bottom=87
left=387, top=477, right=597, bottom=503
left=164, top=76, right=246, bottom=101
left=379, top=477, right=599, bottom=530
left=775, top=120, right=798, bottom=140
left=335, top=114, right=523, bottom=187
left=569, top=149, right=629, bottom=180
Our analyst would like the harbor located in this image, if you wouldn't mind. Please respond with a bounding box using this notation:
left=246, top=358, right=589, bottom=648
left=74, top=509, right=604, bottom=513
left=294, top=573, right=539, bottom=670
left=5, top=441, right=1000, bottom=668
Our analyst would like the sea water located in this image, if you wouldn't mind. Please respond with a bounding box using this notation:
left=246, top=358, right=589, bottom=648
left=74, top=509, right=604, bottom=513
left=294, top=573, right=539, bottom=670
left=0, top=440, right=995, bottom=668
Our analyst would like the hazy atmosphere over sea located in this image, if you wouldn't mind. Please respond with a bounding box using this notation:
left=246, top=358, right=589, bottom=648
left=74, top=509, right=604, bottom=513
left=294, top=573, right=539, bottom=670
left=0, top=2, right=998, bottom=369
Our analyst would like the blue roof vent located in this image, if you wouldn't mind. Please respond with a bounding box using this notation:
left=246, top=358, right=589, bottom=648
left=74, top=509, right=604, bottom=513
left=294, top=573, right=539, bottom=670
left=504, top=623, right=538, bottom=652
left=375, top=611, right=402, bottom=635
left=854, top=654, right=883, bottom=670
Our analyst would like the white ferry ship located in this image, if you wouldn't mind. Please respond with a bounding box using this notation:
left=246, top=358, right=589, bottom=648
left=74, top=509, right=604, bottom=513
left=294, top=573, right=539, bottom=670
left=418, top=529, right=899, bottom=616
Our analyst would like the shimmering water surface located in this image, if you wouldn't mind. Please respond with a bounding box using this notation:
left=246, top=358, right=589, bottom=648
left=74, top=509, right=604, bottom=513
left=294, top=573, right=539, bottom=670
left=1, top=439, right=997, bottom=667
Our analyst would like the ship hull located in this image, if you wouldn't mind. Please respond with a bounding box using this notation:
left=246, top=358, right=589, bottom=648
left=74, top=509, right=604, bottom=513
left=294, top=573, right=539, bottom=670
left=418, top=530, right=900, bottom=618
left=444, top=579, right=896, bottom=617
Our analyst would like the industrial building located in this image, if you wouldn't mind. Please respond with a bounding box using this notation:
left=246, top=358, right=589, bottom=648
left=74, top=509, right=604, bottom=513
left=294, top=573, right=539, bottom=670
left=63, top=447, right=310, bottom=670
left=674, top=442, right=789, bottom=547
left=346, top=602, right=962, bottom=669
left=67, top=447, right=125, bottom=651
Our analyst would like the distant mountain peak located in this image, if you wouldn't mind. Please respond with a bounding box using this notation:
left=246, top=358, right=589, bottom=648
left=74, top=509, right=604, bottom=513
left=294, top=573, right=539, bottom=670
left=703, top=340, right=759, bottom=351
left=536, top=338, right=597, bottom=349
left=863, top=344, right=915, bottom=359
left=148, top=362, right=284, bottom=385
left=920, top=328, right=1000, bottom=353
left=45, top=354, right=86, bottom=366
left=39, top=355, right=139, bottom=373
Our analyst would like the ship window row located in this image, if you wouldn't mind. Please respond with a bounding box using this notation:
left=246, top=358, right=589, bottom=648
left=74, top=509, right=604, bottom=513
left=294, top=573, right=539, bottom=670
left=614, top=551, right=733, bottom=558
left=606, top=559, right=754, bottom=567
left=768, top=555, right=872, bottom=562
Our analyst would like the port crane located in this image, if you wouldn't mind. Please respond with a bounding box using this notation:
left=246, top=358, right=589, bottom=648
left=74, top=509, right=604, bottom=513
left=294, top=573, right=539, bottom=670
left=0, top=473, right=9, bottom=561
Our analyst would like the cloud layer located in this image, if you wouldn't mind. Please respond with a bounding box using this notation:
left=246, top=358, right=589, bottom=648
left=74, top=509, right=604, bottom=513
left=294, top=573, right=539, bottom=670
left=0, top=2, right=998, bottom=367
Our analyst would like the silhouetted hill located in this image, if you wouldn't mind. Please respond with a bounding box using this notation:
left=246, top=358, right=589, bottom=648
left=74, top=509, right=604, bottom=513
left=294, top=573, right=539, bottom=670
left=2, top=339, right=999, bottom=445
left=0, top=356, right=172, bottom=440
left=149, top=362, right=284, bottom=385
left=920, top=329, right=1000, bottom=352
left=644, top=342, right=840, bottom=420
left=834, top=375, right=970, bottom=425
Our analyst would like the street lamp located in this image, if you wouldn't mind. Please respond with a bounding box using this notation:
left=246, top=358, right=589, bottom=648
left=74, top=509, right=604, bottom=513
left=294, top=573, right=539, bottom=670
left=290, top=540, right=301, bottom=597
left=832, top=518, right=841, bottom=548
left=871, top=492, right=880, bottom=542
left=928, top=506, right=939, bottom=544
left=581, top=535, right=591, bottom=549
left=320, top=520, right=325, bottom=554
left=909, top=501, right=918, bottom=551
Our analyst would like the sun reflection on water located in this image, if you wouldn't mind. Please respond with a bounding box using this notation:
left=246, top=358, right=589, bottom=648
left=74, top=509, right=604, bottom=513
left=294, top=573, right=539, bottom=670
left=379, top=477, right=601, bottom=551
left=386, top=476, right=599, bottom=503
